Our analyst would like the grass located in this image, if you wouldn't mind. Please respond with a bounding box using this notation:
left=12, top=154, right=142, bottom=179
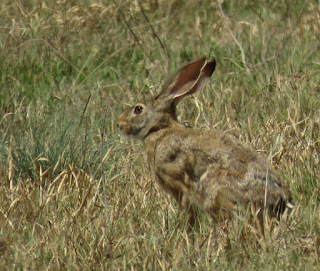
left=0, top=0, right=319, bottom=269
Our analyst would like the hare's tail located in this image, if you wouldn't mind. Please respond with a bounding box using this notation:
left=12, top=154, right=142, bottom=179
left=269, top=197, right=294, bottom=219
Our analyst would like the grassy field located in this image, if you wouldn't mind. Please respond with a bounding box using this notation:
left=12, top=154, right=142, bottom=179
left=0, top=0, right=319, bottom=270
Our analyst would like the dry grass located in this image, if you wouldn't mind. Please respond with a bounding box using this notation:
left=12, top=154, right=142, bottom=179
left=0, top=0, right=319, bottom=270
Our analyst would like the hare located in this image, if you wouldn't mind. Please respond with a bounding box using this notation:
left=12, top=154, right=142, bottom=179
left=117, top=57, right=291, bottom=230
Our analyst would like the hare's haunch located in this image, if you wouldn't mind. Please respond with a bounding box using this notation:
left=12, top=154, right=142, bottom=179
left=117, top=57, right=290, bottom=227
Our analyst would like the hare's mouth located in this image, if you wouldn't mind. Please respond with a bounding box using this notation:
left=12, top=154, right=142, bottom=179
left=117, top=122, right=141, bottom=139
left=117, top=120, right=130, bottom=134
left=117, top=125, right=131, bottom=137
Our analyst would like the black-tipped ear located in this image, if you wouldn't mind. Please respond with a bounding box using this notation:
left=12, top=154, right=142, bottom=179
left=166, top=57, right=216, bottom=104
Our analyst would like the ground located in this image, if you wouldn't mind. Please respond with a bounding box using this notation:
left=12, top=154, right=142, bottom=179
left=0, top=0, right=319, bottom=270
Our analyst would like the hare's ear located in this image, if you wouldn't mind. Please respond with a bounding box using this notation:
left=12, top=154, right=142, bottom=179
left=166, top=57, right=216, bottom=105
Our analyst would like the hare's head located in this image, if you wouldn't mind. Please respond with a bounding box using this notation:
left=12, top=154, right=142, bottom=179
left=117, top=57, right=216, bottom=140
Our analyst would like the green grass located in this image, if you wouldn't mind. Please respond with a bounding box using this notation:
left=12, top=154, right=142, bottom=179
left=0, top=0, right=319, bottom=269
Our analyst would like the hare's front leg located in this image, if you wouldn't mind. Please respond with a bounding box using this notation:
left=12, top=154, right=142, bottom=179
left=180, top=194, right=201, bottom=232
left=154, top=172, right=200, bottom=232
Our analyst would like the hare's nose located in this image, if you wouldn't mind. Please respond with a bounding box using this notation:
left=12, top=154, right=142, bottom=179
left=116, top=119, right=123, bottom=129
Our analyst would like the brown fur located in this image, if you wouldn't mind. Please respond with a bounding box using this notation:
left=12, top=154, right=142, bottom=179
left=117, top=57, right=290, bottom=230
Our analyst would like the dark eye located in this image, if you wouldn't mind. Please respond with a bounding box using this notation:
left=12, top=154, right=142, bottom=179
left=134, top=105, right=144, bottom=114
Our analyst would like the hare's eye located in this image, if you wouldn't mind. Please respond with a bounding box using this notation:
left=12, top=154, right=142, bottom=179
left=134, top=105, right=144, bottom=114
